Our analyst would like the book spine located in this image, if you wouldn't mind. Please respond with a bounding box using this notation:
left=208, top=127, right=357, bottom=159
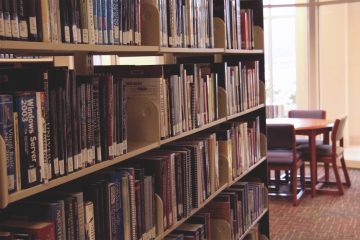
left=9, top=0, right=19, bottom=39
left=0, top=1, right=5, bottom=39
left=3, top=0, right=12, bottom=39
left=84, top=201, right=96, bottom=240
left=0, top=95, right=16, bottom=193
left=40, top=0, right=50, bottom=42
left=13, top=111, right=21, bottom=191
left=92, top=0, right=98, bottom=44
left=97, top=0, right=102, bottom=44
left=107, top=182, right=117, bottom=239
left=106, top=0, right=113, bottom=44
left=15, top=93, right=40, bottom=188
left=85, top=83, right=95, bottom=166
left=36, top=92, right=46, bottom=183
left=121, top=79, right=127, bottom=154
left=79, top=0, right=89, bottom=43
left=59, top=0, right=70, bottom=42
left=102, top=0, right=107, bottom=44
left=92, top=77, right=102, bottom=162
left=106, top=74, right=114, bottom=159
left=112, top=0, right=119, bottom=44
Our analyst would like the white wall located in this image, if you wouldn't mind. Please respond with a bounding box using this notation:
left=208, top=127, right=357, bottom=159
left=318, top=4, right=348, bottom=142
left=347, top=2, right=360, bottom=145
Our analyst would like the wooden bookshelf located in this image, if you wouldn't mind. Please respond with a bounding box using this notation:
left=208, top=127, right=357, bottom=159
left=159, top=47, right=224, bottom=55
left=0, top=41, right=160, bottom=56
left=155, top=184, right=228, bottom=240
left=9, top=141, right=159, bottom=204
left=224, top=49, right=264, bottom=55
left=0, top=0, right=268, bottom=238
left=239, top=208, right=269, bottom=240
left=160, top=117, right=227, bottom=145
left=227, top=104, right=266, bottom=121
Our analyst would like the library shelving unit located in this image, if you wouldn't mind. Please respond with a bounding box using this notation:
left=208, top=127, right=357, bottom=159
left=0, top=0, right=269, bottom=239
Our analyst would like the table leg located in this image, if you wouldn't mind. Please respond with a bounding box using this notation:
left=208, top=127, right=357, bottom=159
left=310, top=132, right=316, bottom=197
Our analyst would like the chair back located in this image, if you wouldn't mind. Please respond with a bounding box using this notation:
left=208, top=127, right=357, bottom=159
left=267, top=124, right=295, bottom=150
left=288, top=110, right=326, bottom=119
left=332, top=116, right=347, bottom=143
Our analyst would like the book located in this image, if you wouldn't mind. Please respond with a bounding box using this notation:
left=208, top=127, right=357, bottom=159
left=84, top=201, right=96, bottom=240
left=0, top=219, right=55, bottom=240
left=0, top=95, right=16, bottom=193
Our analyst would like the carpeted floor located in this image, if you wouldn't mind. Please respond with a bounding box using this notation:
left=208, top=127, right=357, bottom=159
left=269, top=168, right=360, bottom=240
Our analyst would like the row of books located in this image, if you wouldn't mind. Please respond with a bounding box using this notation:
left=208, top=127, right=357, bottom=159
left=166, top=181, right=268, bottom=240
left=0, top=67, right=127, bottom=193
left=265, top=104, right=285, bottom=119
left=0, top=0, right=257, bottom=49
left=0, top=166, right=155, bottom=240
left=0, top=0, right=141, bottom=45
left=213, top=0, right=255, bottom=50
left=0, top=118, right=264, bottom=239
left=153, top=0, right=214, bottom=48
left=0, top=132, right=221, bottom=240
left=216, top=61, right=260, bottom=116
left=217, top=117, right=262, bottom=184
left=95, top=64, right=220, bottom=140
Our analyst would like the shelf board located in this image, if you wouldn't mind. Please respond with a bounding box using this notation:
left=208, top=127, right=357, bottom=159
left=230, top=156, right=267, bottom=186
left=227, top=104, right=265, bottom=121
left=239, top=208, right=268, bottom=240
left=159, top=47, right=224, bottom=54
left=155, top=183, right=228, bottom=240
left=9, top=141, right=159, bottom=204
left=0, top=41, right=159, bottom=55
left=224, top=49, right=264, bottom=54
left=160, top=118, right=227, bottom=145
left=0, top=57, right=54, bottom=63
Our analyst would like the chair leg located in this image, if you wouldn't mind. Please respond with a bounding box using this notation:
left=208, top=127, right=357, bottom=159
left=275, top=170, right=280, bottom=191
left=332, top=160, right=344, bottom=195
left=340, top=156, right=351, bottom=187
left=292, top=167, right=298, bottom=206
left=300, top=165, right=306, bottom=191
left=324, top=162, right=330, bottom=181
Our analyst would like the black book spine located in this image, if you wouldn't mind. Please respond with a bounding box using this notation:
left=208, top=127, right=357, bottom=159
left=17, top=0, right=28, bottom=40
left=3, top=0, right=12, bottom=39
left=27, top=0, right=38, bottom=40
left=9, top=0, right=19, bottom=39
left=49, top=84, right=59, bottom=178
left=15, top=93, right=40, bottom=188
left=69, top=0, right=79, bottom=43
left=64, top=70, right=74, bottom=174
left=0, top=0, right=5, bottom=39
left=92, top=77, right=102, bottom=163
left=121, top=78, right=127, bottom=154
left=35, top=0, right=42, bottom=41
left=59, top=0, right=70, bottom=42
left=99, top=76, right=108, bottom=161
left=71, top=71, right=80, bottom=171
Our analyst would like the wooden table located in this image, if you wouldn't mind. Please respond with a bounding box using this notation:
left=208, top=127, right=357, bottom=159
left=266, top=118, right=333, bottom=197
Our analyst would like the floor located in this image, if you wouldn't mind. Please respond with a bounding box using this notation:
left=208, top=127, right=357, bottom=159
left=269, top=168, right=360, bottom=240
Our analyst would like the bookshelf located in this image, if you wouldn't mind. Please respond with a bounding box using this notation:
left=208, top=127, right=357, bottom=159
left=0, top=0, right=268, bottom=239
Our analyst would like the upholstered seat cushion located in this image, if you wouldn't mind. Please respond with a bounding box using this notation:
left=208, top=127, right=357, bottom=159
left=295, top=137, right=323, bottom=146
left=268, top=149, right=302, bottom=165
left=297, top=144, right=344, bottom=158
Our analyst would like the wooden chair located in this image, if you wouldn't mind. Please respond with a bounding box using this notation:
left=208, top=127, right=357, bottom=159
left=267, top=124, right=306, bottom=206
left=297, top=116, right=351, bottom=195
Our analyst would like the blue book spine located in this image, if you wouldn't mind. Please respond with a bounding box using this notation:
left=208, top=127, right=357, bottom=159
left=0, top=94, right=16, bottom=193
left=107, top=0, right=114, bottom=44
left=113, top=0, right=119, bottom=44
left=92, top=0, right=98, bottom=44
left=15, top=93, right=40, bottom=188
